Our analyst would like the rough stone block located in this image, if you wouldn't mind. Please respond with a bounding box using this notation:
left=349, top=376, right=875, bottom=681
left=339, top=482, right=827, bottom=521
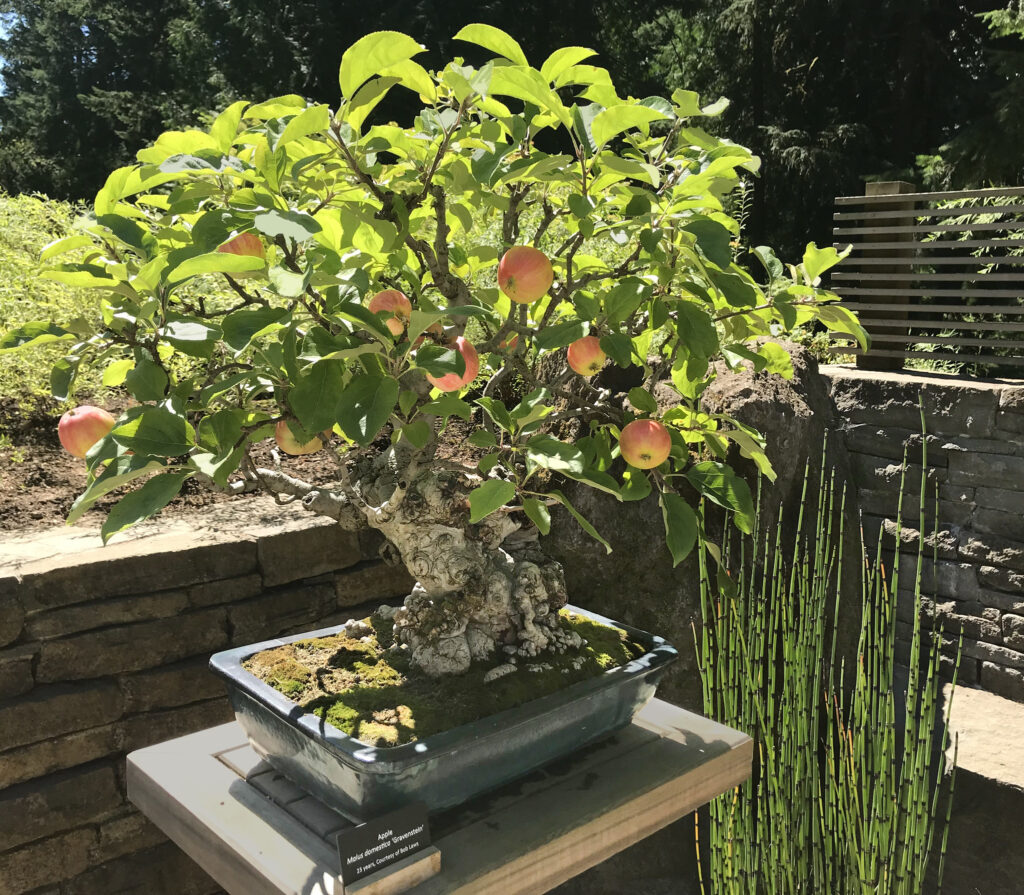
left=975, top=507, right=1024, bottom=543
left=0, top=828, right=95, bottom=895
left=0, top=642, right=37, bottom=700
left=258, top=523, right=363, bottom=588
left=974, top=486, right=1024, bottom=515
left=961, top=639, right=1024, bottom=670
left=948, top=451, right=1024, bottom=489
left=0, top=681, right=122, bottom=753
left=25, top=590, right=190, bottom=641
left=19, top=536, right=257, bottom=610
left=89, top=807, right=167, bottom=866
left=1002, top=614, right=1024, bottom=651
left=0, top=724, right=119, bottom=789
left=948, top=612, right=1002, bottom=643
left=959, top=532, right=1024, bottom=572
left=995, top=409, right=1024, bottom=435
left=0, top=763, right=121, bottom=851
left=62, top=840, right=222, bottom=895
left=119, top=656, right=226, bottom=713
left=0, top=574, right=25, bottom=648
left=981, top=661, right=1024, bottom=701
left=228, top=581, right=333, bottom=645
left=187, top=572, right=263, bottom=608
left=116, top=697, right=234, bottom=755
left=333, top=561, right=415, bottom=608
left=35, top=607, right=228, bottom=683
left=978, top=564, right=1024, bottom=594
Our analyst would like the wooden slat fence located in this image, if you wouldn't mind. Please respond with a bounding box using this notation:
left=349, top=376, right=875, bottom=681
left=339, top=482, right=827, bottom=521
left=829, top=181, right=1024, bottom=373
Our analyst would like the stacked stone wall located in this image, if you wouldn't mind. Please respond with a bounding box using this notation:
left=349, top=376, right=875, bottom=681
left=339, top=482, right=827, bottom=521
left=0, top=498, right=413, bottom=895
left=823, top=365, right=1024, bottom=701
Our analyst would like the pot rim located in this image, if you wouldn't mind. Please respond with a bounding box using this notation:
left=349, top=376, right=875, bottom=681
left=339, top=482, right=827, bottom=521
left=210, top=604, right=677, bottom=771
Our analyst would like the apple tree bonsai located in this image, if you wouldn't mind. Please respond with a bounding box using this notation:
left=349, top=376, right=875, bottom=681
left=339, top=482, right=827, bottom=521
left=1, top=26, right=864, bottom=677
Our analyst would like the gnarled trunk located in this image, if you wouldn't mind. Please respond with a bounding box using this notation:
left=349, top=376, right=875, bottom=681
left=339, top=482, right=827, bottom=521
left=259, top=450, right=576, bottom=677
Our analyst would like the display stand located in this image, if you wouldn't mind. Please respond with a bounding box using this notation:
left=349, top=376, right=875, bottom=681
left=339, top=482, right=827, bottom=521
left=127, top=698, right=752, bottom=895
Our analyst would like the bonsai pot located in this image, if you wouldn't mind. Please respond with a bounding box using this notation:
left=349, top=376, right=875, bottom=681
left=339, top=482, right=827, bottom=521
left=209, top=605, right=677, bottom=822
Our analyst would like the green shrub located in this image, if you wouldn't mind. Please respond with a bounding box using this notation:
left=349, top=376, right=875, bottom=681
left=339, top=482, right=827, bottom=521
left=0, top=192, right=103, bottom=407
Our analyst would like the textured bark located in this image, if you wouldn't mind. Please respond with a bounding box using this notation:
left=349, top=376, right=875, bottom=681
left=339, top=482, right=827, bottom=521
left=260, top=450, right=577, bottom=677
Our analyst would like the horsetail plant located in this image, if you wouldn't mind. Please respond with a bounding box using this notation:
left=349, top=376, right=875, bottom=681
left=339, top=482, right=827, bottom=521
left=696, top=435, right=959, bottom=894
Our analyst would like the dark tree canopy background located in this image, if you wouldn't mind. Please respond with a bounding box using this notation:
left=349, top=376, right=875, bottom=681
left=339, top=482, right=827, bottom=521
left=1, top=0, right=1022, bottom=256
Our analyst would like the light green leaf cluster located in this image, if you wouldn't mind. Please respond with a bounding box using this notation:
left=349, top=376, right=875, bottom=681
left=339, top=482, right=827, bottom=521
left=0, top=25, right=865, bottom=558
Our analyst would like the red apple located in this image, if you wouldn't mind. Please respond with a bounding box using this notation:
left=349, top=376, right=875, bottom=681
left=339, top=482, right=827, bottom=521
left=368, top=289, right=412, bottom=337
left=567, top=336, right=606, bottom=376
left=275, top=421, right=323, bottom=456
left=58, top=405, right=116, bottom=458
left=618, top=419, right=672, bottom=469
left=217, top=232, right=265, bottom=259
left=426, top=336, right=480, bottom=392
left=498, top=246, right=554, bottom=304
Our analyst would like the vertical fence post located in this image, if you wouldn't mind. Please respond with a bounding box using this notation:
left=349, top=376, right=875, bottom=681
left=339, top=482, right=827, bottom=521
left=855, top=181, right=917, bottom=372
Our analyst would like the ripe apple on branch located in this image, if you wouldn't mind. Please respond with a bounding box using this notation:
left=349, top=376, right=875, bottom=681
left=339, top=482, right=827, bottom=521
left=0, top=25, right=865, bottom=676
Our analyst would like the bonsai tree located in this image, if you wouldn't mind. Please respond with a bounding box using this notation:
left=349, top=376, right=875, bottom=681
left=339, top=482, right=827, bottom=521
left=1, top=26, right=864, bottom=677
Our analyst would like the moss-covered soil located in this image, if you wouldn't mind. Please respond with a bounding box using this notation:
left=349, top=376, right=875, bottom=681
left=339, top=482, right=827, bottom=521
left=243, top=609, right=646, bottom=748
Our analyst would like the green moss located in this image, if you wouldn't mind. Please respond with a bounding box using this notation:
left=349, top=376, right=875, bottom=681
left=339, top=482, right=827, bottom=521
left=247, top=610, right=647, bottom=749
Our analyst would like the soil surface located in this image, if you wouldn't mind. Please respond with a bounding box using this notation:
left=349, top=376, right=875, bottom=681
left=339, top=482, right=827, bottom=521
left=244, top=608, right=646, bottom=747
left=0, top=398, right=486, bottom=533
left=0, top=397, right=339, bottom=532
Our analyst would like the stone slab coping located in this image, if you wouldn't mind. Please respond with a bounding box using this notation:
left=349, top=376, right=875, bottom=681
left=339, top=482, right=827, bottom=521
left=945, top=683, right=1024, bottom=791
left=0, top=494, right=337, bottom=578
left=127, top=699, right=752, bottom=895
left=820, top=363, right=1024, bottom=394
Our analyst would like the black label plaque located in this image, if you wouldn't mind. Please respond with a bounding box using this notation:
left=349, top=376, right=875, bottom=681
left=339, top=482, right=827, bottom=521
left=336, top=802, right=432, bottom=885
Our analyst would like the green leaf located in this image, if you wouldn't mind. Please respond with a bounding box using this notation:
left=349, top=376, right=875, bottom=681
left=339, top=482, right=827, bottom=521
left=510, top=388, right=551, bottom=424
left=620, top=468, right=652, bottom=502
left=421, top=394, right=473, bottom=421
left=400, top=419, right=432, bottom=449
left=453, top=23, right=529, bottom=66
left=802, top=242, right=849, bottom=284
left=222, top=307, right=289, bottom=353
left=548, top=488, right=611, bottom=553
left=684, top=219, right=733, bottom=268
left=685, top=461, right=754, bottom=534
left=815, top=304, right=870, bottom=352
left=161, top=315, right=222, bottom=358
left=66, top=453, right=167, bottom=525
left=275, top=104, right=330, bottom=149
left=189, top=446, right=245, bottom=488
left=468, top=478, right=516, bottom=524
left=166, top=251, right=264, bottom=285
left=124, top=357, right=169, bottom=402
left=468, top=429, right=498, bottom=448
left=112, top=408, right=196, bottom=457
left=475, top=397, right=513, bottom=431
left=540, top=46, right=597, bottom=83
left=591, top=104, right=670, bottom=148
left=0, top=321, right=74, bottom=353
left=534, top=318, right=588, bottom=350
left=599, top=332, right=634, bottom=368
left=523, top=435, right=585, bottom=474
left=50, top=355, right=80, bottom=401
left=415, top=343, right=466, bottom=377
left=210, top=100, right=248, bottom=152
left=339, top=31, right=426, bottom=99
left=675, top=302, right=719, bottom=359
left=752, top=245, right=784, bottom=280
left=336, top=374, right=399, bottom=445
left=102, top=358, right=134, bottom=387
left=289, top=360, right=345, bottom=433
left=523, top=497, right=551, bottom=534
left=605, top=279, right=650, bottom=325
left=254, top=208, right=322, bottom=241
left=660, top=492, right=698, bottom=567
left=40, top=235, right=94, bottom=261
left=628, top=387, right=658, bottom=413
left=101, top=471, right=191, bottom=544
